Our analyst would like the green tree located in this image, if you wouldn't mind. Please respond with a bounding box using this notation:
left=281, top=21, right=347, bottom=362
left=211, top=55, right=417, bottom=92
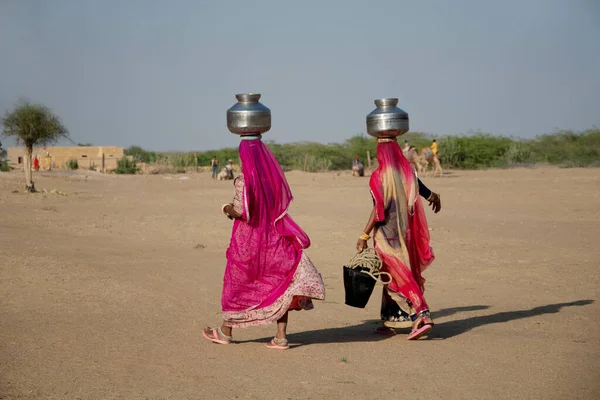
left=1, top=101, right=69, bottom=192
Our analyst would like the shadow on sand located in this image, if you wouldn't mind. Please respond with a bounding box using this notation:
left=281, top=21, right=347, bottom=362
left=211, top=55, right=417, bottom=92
left=431, top=299, right=593, bottom=339
left=241, top=300, right=593, bottom=347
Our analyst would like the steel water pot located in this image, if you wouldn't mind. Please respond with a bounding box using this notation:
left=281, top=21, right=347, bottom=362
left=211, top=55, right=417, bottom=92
left=226, top=93, right=271, bottom=135
left=366, top=98, right=409, bottom=138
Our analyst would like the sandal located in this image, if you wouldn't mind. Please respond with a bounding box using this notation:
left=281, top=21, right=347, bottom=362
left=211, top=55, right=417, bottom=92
left=202, top=327, right=232, bottom=345
left=265, top=337, right=289, bottom=350
left=407, top=311, right=434, bottom=340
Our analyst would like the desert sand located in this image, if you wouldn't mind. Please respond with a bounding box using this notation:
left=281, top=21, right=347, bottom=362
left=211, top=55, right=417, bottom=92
left=1, top=167, right=599, bottom=399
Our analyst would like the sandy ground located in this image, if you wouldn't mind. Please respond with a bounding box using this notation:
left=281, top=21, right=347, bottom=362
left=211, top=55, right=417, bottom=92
left=1, top=167, right=599, bottom=400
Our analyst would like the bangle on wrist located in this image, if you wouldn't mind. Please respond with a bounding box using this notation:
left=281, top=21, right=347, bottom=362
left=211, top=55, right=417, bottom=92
left=222, top=203, right=231, bottom=217
left=359, top=232, right=371, bottom=241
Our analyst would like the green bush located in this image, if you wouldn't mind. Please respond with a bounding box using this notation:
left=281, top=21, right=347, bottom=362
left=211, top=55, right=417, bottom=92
left=505, top=142, right=533, bottom=165
left=168, top=153, right=195, bottom=169
left=115, top=157, right=139, bottom=174
left=195, top=149, right=239, bottom=168
left=125, top=146, right=158, bottom=163
left=123, top=128, right=600, bottom=172
left=439, top=136, right=466, bottom=169
left=66, top=159, right=79, bottom=170
left=532, top=129, right=600, bottom=167
left=438, top=133, right=513, bottom=169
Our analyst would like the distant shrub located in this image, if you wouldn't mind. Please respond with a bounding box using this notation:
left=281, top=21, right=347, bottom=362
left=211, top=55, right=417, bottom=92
left=123, top=128, right=600, bottom=172
left=66, top=159, right=79, bottom=170
left=531, top=129, right=600, bottom=167
left=115, top=157, right=139, bottom=174
left=125, top=146, right=158, bottom=164
left=438, top=133, right=513, bottom=169
left=505, top=142, right=533, bottom=165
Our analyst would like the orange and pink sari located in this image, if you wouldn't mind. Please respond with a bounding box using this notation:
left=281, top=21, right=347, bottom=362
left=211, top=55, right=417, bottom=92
left=369, top=140, right=435, bottom=321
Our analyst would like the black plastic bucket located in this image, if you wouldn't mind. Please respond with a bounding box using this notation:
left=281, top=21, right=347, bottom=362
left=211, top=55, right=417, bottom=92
left=343, top=265, right=377, bottom=308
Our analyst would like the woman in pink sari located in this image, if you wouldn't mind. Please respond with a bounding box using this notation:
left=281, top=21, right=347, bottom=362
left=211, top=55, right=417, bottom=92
left=202, top=134, right=325, bottom=349
left=356, top=136, right=441, bottom=340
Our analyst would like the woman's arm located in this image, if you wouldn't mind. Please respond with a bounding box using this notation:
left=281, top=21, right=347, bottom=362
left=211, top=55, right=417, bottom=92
left=417, top=178, right=432, bottom=199
left=417, top=178, right=441, bottom=213
left=222, top=176, right=245, bottom=220
left=356, top=207, right=377, bottom=252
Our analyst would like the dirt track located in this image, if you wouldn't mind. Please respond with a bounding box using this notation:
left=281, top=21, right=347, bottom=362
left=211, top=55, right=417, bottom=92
left=1, top=167, right=599, bottom=399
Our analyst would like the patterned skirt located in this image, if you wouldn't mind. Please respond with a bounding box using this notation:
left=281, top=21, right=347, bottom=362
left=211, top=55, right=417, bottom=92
left=222, top=252, right=325, bottom=328
left=380, top=287, right=417, bottom=328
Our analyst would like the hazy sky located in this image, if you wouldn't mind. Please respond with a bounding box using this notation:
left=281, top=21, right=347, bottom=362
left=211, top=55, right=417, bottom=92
left=1, top=0, right=599, bottom=151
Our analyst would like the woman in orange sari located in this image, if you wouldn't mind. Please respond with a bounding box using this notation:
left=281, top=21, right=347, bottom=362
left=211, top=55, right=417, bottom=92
left=356, top=136, right=441, bottom=340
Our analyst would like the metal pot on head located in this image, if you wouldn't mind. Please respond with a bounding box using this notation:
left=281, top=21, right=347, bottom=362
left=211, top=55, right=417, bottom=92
left=226, top=93, right=271, bottom=135
left=366, top=98, right=409, bottom=138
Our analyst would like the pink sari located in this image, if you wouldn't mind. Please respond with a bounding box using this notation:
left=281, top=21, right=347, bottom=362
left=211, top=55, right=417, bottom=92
left=221, top=137, right=325, bottom=327
left=369, top=140, right=435, bottom=315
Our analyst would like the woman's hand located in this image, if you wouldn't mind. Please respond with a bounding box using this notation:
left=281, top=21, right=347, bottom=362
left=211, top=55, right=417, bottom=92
left=222, top=203, right=235, bottom=220
left=356, top=238, right=368, bottom=252
left=222, top=203, right=243, bottom=220
left=428, top=192, right=441, bottom=213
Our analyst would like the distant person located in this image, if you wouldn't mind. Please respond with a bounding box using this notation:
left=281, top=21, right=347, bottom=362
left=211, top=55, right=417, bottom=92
left=33, top=155, right=40, bottom=171
left=211, top=157, right=219, bottom=179
left=402, top=140, right=410, bottom=155
left=352, top=156, right=365, bottom=177
left=431, top=139, right=438, bottom=156
left=44, top=152, right=51, bottom=171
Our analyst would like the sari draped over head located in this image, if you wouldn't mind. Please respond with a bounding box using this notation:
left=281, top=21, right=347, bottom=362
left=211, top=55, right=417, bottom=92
left=221, top=138, right=311, bottom=313
left=369, top=141, right=434, bottom=313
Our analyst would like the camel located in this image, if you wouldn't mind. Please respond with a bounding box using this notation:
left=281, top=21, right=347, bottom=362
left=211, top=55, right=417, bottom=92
left=217, top=160, right=235, bottom=181
left=420, top=147, right=443, bottom=177
left=217, top=167, right=233, bottom=181
left=404, top=147, right=428, bottom=176
left=225, top=160, right=234, bottom=179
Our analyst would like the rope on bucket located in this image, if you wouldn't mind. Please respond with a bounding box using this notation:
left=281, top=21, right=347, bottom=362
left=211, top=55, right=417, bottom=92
left=348, top=248, right=392, bottom=285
